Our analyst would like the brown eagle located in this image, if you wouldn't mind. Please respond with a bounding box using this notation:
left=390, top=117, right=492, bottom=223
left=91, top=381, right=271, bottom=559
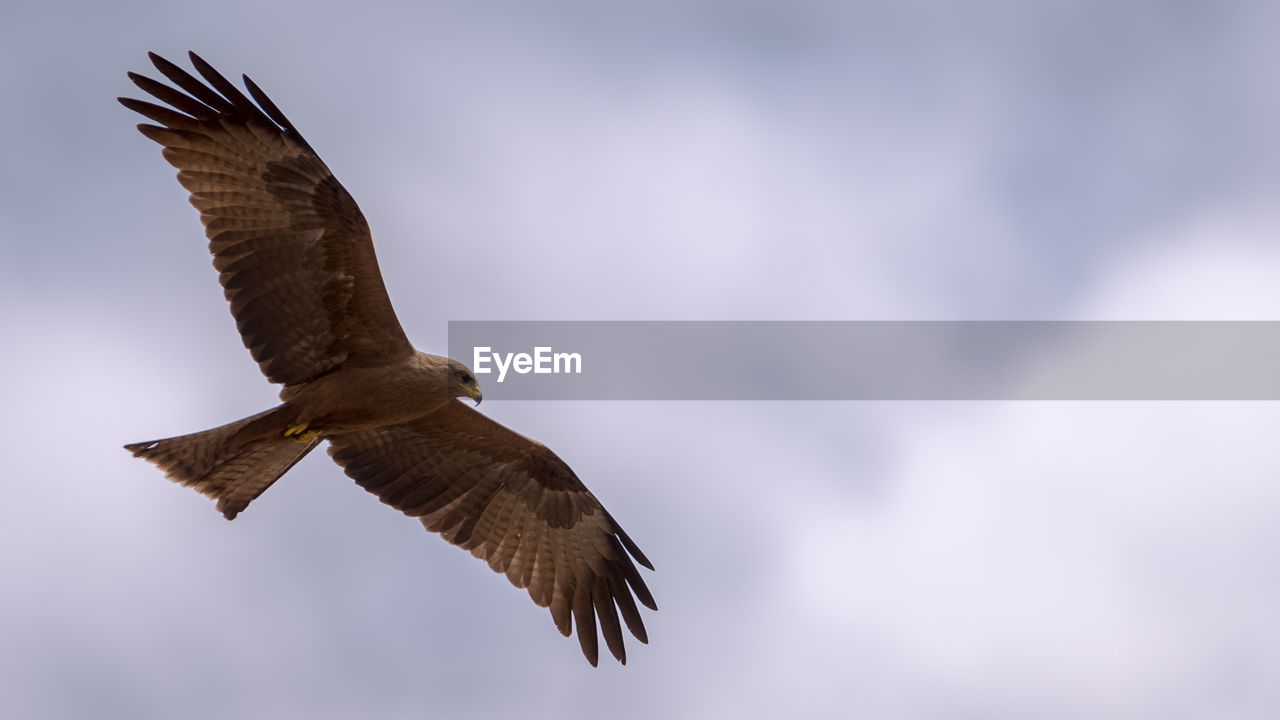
left=120, top=51, right=654, bottom=666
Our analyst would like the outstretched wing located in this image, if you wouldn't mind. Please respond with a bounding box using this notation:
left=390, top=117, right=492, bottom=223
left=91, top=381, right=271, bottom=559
left=119, top=52, right=412, bottom=386
left=326, top=400, right=657, bottom=666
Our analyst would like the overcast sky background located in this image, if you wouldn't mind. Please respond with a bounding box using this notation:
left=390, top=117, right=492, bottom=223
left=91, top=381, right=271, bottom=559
left=3, top=1, right=1280, bottom=718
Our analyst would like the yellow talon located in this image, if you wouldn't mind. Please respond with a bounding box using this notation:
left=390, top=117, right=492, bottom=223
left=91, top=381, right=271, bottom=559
left=285, top=423, right=318, bottom=443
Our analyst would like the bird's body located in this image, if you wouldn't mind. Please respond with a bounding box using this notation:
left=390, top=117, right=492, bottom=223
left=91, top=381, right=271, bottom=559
left=277, top=351, right=465, bottom=435
left=120, top=51, right=654, bottom=666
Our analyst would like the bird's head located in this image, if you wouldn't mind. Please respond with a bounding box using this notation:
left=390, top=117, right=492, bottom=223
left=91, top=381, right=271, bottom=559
left=447, top=360, right=483, bottom=405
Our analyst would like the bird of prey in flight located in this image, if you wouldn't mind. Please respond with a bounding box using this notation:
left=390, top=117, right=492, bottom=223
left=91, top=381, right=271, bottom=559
left=120, top=51, right=655, bottom=666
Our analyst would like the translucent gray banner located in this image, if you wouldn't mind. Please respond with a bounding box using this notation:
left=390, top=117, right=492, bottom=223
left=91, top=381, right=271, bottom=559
left=446, top=321, right=1280, bottom=400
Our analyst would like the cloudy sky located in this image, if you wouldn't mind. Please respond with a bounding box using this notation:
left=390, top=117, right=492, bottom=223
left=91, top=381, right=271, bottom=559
left=3, top=1, right=1280, bottom=718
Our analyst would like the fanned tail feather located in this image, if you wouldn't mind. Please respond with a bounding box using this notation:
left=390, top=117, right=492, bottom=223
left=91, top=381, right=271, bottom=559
left=125, top=406, right=318, bottom=519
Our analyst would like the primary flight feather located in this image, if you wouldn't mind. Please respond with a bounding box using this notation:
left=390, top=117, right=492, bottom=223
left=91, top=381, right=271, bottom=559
left=120, top=51, right=655, bottom=666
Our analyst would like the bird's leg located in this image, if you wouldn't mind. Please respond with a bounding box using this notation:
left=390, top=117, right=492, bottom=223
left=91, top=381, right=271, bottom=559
left=284, top=422, right=319, bottom=443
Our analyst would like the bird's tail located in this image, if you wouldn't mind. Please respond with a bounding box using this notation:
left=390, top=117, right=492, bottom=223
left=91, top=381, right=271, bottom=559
left=124, top=405, right=319, bottom=519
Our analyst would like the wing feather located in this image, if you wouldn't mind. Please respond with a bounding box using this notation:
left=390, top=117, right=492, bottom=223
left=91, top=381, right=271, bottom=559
left=326, top=400, right=655, bottom=666
left=126, top=72, right=211, bottom=118
left=572, top=584, right=598, bottom=664
left=120, top=51, right=412, bottom=386
left=148, top=52, right=234, bottom=111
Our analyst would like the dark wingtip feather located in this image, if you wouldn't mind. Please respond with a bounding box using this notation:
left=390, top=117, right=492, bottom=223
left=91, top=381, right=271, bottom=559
left=146, top=51, right=231, bottom=112
left=611, top=578, right=649, bottom=644
left=241, top=73, right=313, bottom=151
left=134, top=123, right=179, bottom=145
left=124, top=72, right=214, bottom=119
left=595, top=582, right=626, bottom=664
left=573, top=587, right=599, bottom=666
left=147, top=51, right=178, bottom=75
left=118, top=97, right=197, bottom=127
left=609, top=514, right=654, bottom=571
left=627, top=567, right=658, bottom=612
left=187, top=51, right=259, bottom=117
